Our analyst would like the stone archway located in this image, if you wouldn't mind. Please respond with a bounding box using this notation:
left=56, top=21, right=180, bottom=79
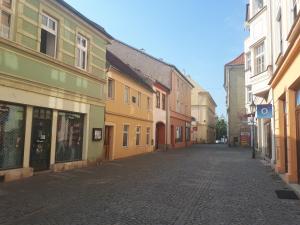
left=156, top=122, right=166, bottom=150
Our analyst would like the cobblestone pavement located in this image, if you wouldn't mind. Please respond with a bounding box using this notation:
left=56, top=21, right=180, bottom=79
left=1, top=145, right=300, bottom=225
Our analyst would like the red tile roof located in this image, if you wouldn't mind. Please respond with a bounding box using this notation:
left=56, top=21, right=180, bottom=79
left=225, top=53, right=244, bottom=66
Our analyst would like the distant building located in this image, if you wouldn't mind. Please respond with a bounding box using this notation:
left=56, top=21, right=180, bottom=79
left=224, top=54, right=250, bottom=147
left=187, top=76, right=217, bottom=144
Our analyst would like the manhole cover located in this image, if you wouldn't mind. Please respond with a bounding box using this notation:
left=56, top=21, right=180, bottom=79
left=275, top=190, right=299, bottom=200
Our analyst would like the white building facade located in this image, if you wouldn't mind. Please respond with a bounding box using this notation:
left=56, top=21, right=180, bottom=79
left=244, top=0, right=300, bottom=163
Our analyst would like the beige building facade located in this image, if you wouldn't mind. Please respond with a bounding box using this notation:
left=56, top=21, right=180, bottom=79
left=188, top=76, right=217, bottom=144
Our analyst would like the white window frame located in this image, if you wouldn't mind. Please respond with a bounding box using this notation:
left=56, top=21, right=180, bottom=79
left=254, top=42, right=265, bottom=75
left=0, top=0, right=13, bottom=39
left=253, top=0, right=264, bottom=15
left=124, top=86, right=130, bottom=104
left=245, top=52, right=251, bottom=71
left=76, top=33, right=88, bottom=70
left=40, top=12, right=58, bottom=58
left=136, top=126, right=141, bottom=146
left=122, top=124, right=129, bottom=148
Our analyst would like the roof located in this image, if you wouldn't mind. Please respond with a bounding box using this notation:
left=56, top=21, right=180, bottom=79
left=110, top=39, right=194, bottom=88
left=56, top=0, right=113, bottom=40
left=225, top=53, right=245, bottom=66
left=106, top=50, right=154, bottom=93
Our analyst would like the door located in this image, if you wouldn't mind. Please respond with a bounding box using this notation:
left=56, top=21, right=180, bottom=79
left=30, top=108, right=52, bottom=171
left=104, top=126, right=113, bottom=160
left=296, top=110, right=300, bottom=183
left=171, top=125, right=175, bottom=147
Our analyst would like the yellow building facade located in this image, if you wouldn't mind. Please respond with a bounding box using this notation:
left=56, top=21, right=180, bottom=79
left=104, top=51, right=154, bottom=160
left=271, top=15, right=300, bottom=184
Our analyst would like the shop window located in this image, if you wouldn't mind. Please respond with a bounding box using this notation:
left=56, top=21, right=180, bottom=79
left=123, top=125, right=129, bottom=147
left=76, top=34, right=88, bottom=70
left=0, top=103, right=25, bottom=170
left=56, top=112, right=84, bottom=162
left=146, top=127, right=150, bottom=145
left=136, top=126, right=141, bottom=145
left=40, top=13, right=57, bottom=58
left=162, top=94, right=166, bottom=110
left=0, top=0, right=12, bottom=39
left=175, top=126, right=183, bottom=143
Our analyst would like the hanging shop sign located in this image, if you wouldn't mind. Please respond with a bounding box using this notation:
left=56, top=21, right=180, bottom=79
left=257, top=104, right=273, bottom=119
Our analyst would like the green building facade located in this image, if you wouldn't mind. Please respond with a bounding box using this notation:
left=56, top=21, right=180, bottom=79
left=0, top=0, right=111, bottom=181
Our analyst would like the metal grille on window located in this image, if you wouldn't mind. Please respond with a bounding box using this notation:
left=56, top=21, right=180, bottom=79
left=0, top=103, right=25, bottom=170
left=56, top=112, right=84, bottom=162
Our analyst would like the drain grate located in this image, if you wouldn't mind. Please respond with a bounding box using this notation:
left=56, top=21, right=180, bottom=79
left=275, top=190, right=299, bottom=200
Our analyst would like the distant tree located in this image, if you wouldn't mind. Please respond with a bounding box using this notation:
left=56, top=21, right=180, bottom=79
left=216, top=118, right=227, bottom=140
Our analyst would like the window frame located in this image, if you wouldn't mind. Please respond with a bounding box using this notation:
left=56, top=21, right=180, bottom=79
left=0, top=0, right=13, bottom=39
left=122, top=124, right=129, bottom=148
left=124, top=86, right=130, bottom=104
left=137, top=92, right=141, bottom=107
left=253, top=0, right=264, bottom=16
left=156, top=91, right=160, bottom=108
left=254, top=42, right=265, bottom=75
left=146, top=127, right=150, bottom=145
left=162, top=93, right=166, bottom=110
left=40, top=12, right=58, bottom=58
left=147, top=97, right=151, bottom=111
left=245, top=52, right=251, bottom=71
left=136, top=126, right=141, bottom=146
left=76, top=33, right=88, bottom=71
left=107, top=78, right=115, bottom=99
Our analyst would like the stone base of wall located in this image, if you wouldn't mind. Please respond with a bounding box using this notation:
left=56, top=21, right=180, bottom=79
left=52, top=160, right=88, bottom=172
left=0, top=167, right=33, bottom=182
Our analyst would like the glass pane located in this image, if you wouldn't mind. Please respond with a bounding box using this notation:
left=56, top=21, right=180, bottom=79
left=76, top=48, right=80, bottom=67
left=56, top=112, right=83, bottom=162
left=82, top=51, right=86, bottom=69
left=0, top=103, right=25, bottom=170
left=42, top=15, right=48, bottom=26
left=2, top=0, right=12, bottom=9
left=82, top=38, right=86, bottom=48
left=0, top=12, right=10, bottom=38
left=77, top=36, right=81, bottom=45
left=48, top=19, right=56, bottom=31
left=297, top=90, right=300, bottom=106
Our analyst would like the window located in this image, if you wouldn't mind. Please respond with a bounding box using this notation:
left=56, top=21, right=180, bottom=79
left=293, top=0, right=298, bottom=22
left=76, top=34, right=88, bottom=70
left=123, top=125, right=129, bottom=147
left=175, top=127, right=183, bottom=143
left=146, top=127, right=150, bottom=145
left=56, top=112, right=84, bottom=163
left=147, top=97, right=151, bottom=111
left=0, top=102, right=25, bottom=170
left=254, top=42, right=265, bottom=75
left=296, top=90, right=300, bottom=106
left=108, top=79, right=114, bottom=99
left=136, top=126, right=141, bottom=145
left=40, top=13, right=57, bottom=57
left=276, top=9, right=283, bottom=54
left=162, top=94, right=166, bottom=110
left=137, top=92, right=141, bottom=107
left=253, top=0, right=264, bottom=15
left=248, top=88, right=253, bottom=104
left=124, top=86, right=130, bottom=104
left=176, top=100, right=180, bottom=112
left=185, top=123, right=191, bottom=142
left=156, top=91, right=160, bottom=108
left=245, top=52, right=251, bottom=71
left=0, top=0, right=12, bottom=39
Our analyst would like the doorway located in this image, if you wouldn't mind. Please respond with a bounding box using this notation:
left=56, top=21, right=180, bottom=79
left=155, top=122, right=165, bottom=150
left=104, top=126, right=113, bottom=160
left=30, top=108, right=52, bottom=171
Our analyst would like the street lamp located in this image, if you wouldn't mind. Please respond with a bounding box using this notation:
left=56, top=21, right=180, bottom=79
left=250, top=100, right=256, bottom=159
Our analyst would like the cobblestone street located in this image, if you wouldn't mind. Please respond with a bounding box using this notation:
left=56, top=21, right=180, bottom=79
left=1, top=145, right=300, bottom=225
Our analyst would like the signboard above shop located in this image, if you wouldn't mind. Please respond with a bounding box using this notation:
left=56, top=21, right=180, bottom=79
left=257, top=104, right=273, bottom=119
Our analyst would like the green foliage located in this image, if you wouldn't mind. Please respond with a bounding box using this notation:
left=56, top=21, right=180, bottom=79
left=216, top=118, right=227, bottom=140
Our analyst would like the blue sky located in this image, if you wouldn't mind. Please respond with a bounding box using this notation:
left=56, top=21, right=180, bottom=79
left=65, top=0, right=248, bottom=116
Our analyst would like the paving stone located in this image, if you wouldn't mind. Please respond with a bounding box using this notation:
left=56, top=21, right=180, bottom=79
left=1, top=144, right=300, bottom=225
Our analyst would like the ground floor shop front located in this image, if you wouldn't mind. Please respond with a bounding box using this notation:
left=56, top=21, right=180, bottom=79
left=170, top=112, right=192, bottom=148
left=271, top=31, right=300, bottom=184
left=0, top=86, right=105, bottom=182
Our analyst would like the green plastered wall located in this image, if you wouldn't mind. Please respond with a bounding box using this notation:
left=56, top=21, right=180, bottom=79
left=0, top=42, right=103, bottom=99
left=87, top=105, right=105, bottom=162
left=15, top=0, right=108, bottom=80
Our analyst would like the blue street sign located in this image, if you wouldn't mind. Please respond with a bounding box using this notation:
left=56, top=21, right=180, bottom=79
left=257, top=104, right=273, bottom=119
